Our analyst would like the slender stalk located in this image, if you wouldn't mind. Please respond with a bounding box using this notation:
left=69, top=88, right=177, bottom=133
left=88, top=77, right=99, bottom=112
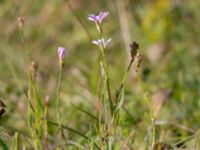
left=100, top=49, right=113, bottom=116
left=14, top=132, right=19, bottom=150
left=19, top=29, right=33, bottom=113
left=19, top=24, right=42, bottom=150
left=56, top=68, right=62, bottom=128
left=112, top=58, right=134, bottom=124
left=44, top=101, right=49, bottom=150
left=19, top=30, right=30, bottom=62
left=93, top=22, right=114, bottom=148
left=98, top=22, right=113, bottom=115
left=56, top=68, right=67, bottom=147
left=116, top=58, right=134, bottom=102
left=151, top=118, right=156, bottom=150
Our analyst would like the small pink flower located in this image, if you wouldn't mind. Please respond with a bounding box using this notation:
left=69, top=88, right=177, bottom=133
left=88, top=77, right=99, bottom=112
left=58, top=47, right=66, bottom=60
left=92, top=38, right=111, bottom=48
left=88, top=11, right=109, bottom=24
left=58, top=47, right=66, bottom=69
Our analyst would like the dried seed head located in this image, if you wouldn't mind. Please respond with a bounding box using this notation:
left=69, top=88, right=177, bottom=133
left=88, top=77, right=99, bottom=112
left=130, top=41, right=139, bottom=60
left=31, top=61, right=38, bottom=71
left=135, top=53, right=143, bottom=72
left=17, top=16, right=25, bottom=30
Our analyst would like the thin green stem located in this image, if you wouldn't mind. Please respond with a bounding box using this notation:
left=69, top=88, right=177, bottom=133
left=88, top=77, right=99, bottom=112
left=111, top=59, right=134, bottom=126
left=98, top=27, right=112, bottom=110
left=151, top=118, right=156, bottom=149
left=117, top=58, right=134, bottom=102
left=14, top=132, right=19, bottom=150
left=100, top=45, right=113, bottom=116
left=19, top=28, right=41, bottom=149
left=19, top=30, right=30, bottom=62
left=56, top=68, right=67, bottom=146
left=56, top=69, right=62, bottom=127
left=44, top=103, right=49, bottom=150
left=96, top=23, right=113, bottom=147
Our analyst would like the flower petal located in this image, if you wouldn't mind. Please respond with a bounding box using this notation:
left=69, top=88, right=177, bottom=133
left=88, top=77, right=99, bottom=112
left=105, top=38, right=111, bottom=45
left=98, top=11, right=109, bottom=23
left=58, top=47, right=66, bottom=60
left=92, top=38, right=111, bottom=48
left=88, top=14, right=97, bottom=22
left=92, top=40, right=100, bottom=45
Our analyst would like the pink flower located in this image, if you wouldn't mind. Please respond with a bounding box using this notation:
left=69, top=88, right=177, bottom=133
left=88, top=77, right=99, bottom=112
left=92, top=38, right=111, bottom=48
left=58, top=47, right=66, bottom=61
left=88, top=11, right=109, bottom=25
left=58, top=47, right=66, bottom=69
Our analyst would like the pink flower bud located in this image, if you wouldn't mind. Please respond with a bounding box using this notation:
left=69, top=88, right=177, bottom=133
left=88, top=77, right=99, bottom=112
left=58, top=47, right=66, bottom=69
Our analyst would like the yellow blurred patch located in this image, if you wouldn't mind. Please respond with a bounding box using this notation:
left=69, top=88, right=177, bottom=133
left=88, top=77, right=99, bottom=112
left=141, top=0, right=172, bottom=42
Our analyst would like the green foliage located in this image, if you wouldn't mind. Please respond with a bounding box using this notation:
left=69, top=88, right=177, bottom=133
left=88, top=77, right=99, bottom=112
left=0, top=0, right=200, bottom=149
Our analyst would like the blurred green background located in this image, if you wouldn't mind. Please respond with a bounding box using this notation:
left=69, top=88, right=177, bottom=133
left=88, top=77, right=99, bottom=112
left=0, top=0, right=200, bottom=148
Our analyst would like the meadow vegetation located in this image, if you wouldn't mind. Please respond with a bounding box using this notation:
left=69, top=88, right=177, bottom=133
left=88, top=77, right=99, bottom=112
left=0, top=0, right=200, bottom=149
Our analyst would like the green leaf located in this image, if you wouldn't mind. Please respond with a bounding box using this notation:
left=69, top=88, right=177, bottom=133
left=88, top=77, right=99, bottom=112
left=14, top=132, right=19, bottom=150
left=71, top=103, right=98, bottom=120
left=116, top=88, right=125, bottom=111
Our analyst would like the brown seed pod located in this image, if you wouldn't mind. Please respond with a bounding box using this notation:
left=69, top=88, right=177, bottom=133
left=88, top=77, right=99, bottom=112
left=135, top=52, right=143, bottom=72
left=130, top=41, right=139, bottom=60
left=0, top=99, right=6, bottom=117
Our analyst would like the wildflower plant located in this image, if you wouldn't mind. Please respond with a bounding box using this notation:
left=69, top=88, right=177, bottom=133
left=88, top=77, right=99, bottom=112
left=56, top=46, right=67, bottom=146
left=17, top=16, right=43, bottom=150
left=14, top=10, right=145, bottom=150
left=0, top=1, right=196, bottom=149
left=0, top=0, right=193, bottom=148
left=58, top=47, right=66, bottom=69
left=88, top=11, right=143, bottom=149
left=17, top=17, right=69, bottom=149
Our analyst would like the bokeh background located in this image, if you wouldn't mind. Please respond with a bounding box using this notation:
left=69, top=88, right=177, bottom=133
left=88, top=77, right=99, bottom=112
left=0, top=0, right=200, bottom=148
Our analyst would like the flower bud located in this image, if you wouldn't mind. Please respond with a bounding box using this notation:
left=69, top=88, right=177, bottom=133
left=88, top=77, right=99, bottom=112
left=135, top=52, right=143, bottom=72
left=45, top=96, right=49, bottom=106
left=58, top=47, right=66, bottom=69
left=17, top=16, right=25, bottom=30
